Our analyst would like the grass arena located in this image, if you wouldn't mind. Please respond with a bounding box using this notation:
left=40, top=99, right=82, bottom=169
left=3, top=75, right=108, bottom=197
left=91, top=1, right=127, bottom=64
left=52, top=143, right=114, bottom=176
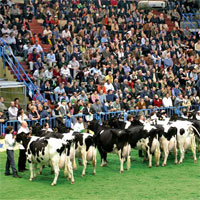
left=0, top=149, right=200, bottom=200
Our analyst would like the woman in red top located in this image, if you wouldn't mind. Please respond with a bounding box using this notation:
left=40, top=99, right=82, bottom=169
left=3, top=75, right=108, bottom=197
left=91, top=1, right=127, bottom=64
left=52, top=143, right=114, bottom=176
left=53, top=66, right=60, bottom=78
left=153, top=94, right=163, bottom=107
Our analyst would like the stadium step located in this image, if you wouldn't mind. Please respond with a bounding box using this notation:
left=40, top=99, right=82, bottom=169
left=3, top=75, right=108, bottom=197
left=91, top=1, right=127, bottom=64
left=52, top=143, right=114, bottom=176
left=29, top=17, right=51, bottom=53
left=152, top=10, right=175, bottom=31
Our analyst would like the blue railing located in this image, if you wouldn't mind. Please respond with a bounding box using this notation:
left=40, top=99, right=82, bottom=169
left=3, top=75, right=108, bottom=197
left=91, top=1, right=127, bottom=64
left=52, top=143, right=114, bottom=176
left=0, top=38, right=44, bottom=101
left=0, top=105, right=199, bottom=135
left=182, top=13, right=200, bottom=31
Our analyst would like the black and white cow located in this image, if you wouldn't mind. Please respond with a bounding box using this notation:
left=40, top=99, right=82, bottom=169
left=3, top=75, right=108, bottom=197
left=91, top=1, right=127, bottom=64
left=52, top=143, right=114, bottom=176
left=62, top=131, right=97, bottom=177
left=16, top=132, right=74, bottom=185
left=168, top=119, right=200, bottom=163
left=126, top=123, right=161, bottom=168
left=88, top=119, right=131, bottom=173
left=105, top=118, right=161, bottom=168
left=156, top=125, right=178, bottom=166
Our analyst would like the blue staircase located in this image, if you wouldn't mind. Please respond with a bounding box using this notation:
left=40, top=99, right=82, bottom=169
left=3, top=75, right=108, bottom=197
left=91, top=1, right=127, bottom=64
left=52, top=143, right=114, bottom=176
left=182, top=13, right=200, bottom=32
left=0, top=38, right=44, bottom=100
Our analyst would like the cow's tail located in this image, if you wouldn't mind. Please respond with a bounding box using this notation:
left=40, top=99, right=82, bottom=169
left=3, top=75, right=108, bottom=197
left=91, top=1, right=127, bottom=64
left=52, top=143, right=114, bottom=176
left=190, top=125, right=200, bottom=138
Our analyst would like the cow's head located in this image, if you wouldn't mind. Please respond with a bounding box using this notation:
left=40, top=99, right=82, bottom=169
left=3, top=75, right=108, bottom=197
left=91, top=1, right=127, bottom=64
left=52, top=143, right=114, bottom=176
left=16, top=132, right=31, bottom=149
left=87, top=119, right=99, bottom=132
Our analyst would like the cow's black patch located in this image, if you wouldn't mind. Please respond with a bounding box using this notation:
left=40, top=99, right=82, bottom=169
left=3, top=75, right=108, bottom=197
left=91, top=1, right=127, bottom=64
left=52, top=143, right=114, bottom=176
left=29, top=139, right=48, bottom=157
left=85, top=136, right=95, bottom=151
left=28, top=149, right=31, bottom=155
left=28, top=159, right=31, bottom=163
left=37, top=158, right=41, bottom=163
left=180, top=128, right=185, bottom=135
left=74, top=133, right=84, bottom=148
left=57, top=144, right=66, bottom=156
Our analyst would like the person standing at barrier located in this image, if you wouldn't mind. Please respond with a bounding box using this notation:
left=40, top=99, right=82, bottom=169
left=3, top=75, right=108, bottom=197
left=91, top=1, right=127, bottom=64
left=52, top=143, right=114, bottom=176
left=17, top=121, right=29, bottom=172
left=125, top=114, right=133, bottom=129
left=17, top=108, right=29, bottom=123
left=73, top=117, right=85, bottom=133
left=4, top=126, right=21, bottom=178
left=8, top=101, right=18, bottom=120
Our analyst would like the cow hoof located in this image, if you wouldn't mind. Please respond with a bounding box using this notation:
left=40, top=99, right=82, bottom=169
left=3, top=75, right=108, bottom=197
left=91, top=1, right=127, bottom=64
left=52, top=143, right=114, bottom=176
left=162, top=164, right=165, bottom=167
left=93, top=172, right=96, bottom=175
left=148, top=165, right=152, bottom=168
left=71, top=181, right=74, bottom=184
left=51, top=183, right=56, bottom=186
left=81, top=174, right=85, bottom=178
left=156, top=164, right=159, bottom=167
left=194, top=160, right=197, bottom=163
left=38, top=172, right=42, bottom=175
left=174, top=162, right=178, bottom=165
left=120, top=170, right=124, bottom=174
left=29, top=179, right=32, bottom=182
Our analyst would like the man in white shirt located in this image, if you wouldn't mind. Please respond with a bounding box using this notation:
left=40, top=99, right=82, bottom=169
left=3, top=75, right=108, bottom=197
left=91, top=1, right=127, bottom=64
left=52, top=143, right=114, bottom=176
left=8, top=101, right=18, bottom=120
left=104, top=79, right=114, bottom=92
left=17, top=121, right=29, bottom=172
left=162, top=93, right=173, bottom=107
left=46, top=50, right=56, bottom=67
left=73, top=117, right=85, bottom=133
left=62, top=27, right=71, bottom=45
left=54, top=83, right=65, bottom=102
left=125, top=115, right=133, bottom=129
left=5, top=126, right=20, bottom=177
left=61, top=64, right=71, bottom=79
left=44, top=67, right=53, bottom=80
left=33, top=40, right=45, bottom=61
left=69, top=56, right=80, bottom=78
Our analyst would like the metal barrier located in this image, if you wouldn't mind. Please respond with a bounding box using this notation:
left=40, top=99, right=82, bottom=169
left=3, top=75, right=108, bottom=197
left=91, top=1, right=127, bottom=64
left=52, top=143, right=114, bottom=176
left=1, top=106, right=200, bottom=135
left=182, top=13, right=200, bottom=33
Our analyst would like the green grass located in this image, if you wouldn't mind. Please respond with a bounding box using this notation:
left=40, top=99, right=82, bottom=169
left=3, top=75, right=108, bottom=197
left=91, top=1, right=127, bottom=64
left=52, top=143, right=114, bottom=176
left=0, top=150, right=200, bottom=200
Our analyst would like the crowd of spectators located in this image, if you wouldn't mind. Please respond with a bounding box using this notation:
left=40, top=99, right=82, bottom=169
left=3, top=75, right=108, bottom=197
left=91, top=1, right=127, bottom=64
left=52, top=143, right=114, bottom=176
left=1, top=0, right=200, bottom=123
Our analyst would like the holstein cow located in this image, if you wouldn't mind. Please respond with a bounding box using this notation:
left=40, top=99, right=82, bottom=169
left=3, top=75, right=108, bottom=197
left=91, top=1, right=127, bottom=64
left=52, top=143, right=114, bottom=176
left=16, top=132, right=74, bottom=185
left=106, top=117, right=161, bottom=168
left=168, top=120, right=200, bottom=163
left=156, top=125, right=178, bottom=166
left=88, top=119, right=131, bottom=173
left=62, top=132, right=97, bottom=177
left=126, top=123, right=161, bottom=168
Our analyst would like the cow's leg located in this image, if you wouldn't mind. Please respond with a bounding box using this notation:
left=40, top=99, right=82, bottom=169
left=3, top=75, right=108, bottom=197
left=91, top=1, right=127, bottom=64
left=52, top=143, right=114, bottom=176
left=29, top=162, right=34, bottom=181
left=178, top=142, right=185, bottom=164
left=98, top=146, right=107, bottom=167
left=126, top=145, right=131, bottom=171
left=38, top=164, right=43, bottom=175
left=33, top=163, right=37, bottom=178
left=64, top=157, right=74, bottom=184
left=118, top=150, right=124, bottom=173
left=146, top=147, right=152, bottom=168
left=51, top=159, right=60, bottom=186
left=155, top=145, right=161, bottom=167
left=162, top=143, right=169, bottom=167
left=174, top=142, right=178, bottom=165
left=191, top=136, right=197, bottom=162
left=198, top=138, right=200, bottom=152
left=92, top=149, right=97, bottom=175
left=81, top=149, right=87, bottom=177
left=72, top=157, right=77, bottom=170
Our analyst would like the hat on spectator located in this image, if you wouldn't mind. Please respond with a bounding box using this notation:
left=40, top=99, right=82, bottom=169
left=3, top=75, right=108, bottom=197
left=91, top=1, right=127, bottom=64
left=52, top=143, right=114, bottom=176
left=61, top=99, right=66, bottom=103
left=179, top=68, right=183, bottom=71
